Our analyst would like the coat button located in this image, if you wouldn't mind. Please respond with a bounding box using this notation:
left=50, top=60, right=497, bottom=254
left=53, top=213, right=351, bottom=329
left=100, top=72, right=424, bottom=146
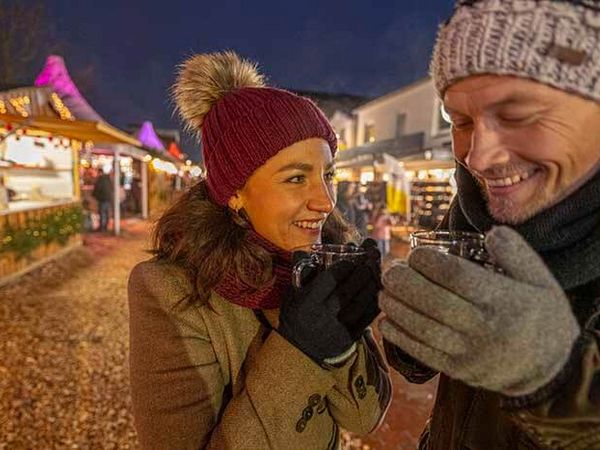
left=302, top=406, right=314, bottom=421
left=296, top=418, right=307, bottom=433
left=354, top=375, right=365, bottom=389
left=357, top=387, right=367, bottom=399
left=308, top=394, right=321, bottom=407
left=316, top=399, right=327, bottom=414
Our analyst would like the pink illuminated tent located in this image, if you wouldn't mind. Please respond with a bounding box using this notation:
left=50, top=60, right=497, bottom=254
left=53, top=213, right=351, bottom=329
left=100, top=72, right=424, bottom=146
left=135, top=121, right=166, bottom=150
left=35, top=55, right=103, bottom=122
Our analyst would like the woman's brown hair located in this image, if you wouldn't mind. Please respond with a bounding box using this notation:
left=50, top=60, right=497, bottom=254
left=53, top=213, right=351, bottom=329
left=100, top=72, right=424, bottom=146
left=151, top=179, right=359, bottom=304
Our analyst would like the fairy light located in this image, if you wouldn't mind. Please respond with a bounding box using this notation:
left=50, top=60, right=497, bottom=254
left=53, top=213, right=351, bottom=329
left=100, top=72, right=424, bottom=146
left=9, top=96, right=30, bottom=117
left=50, top=93, right=74, bottom=120
left=151, top=158, right=178, bottom=175
left=0, top=100, right=6, bottom=114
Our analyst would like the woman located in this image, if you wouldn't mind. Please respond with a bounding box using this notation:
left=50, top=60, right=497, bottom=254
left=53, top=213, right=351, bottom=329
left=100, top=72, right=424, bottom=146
left=128, top=51, right=391, bottom=449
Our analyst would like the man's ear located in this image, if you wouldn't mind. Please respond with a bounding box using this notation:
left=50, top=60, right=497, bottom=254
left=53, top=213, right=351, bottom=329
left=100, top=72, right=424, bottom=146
left=227, top=191, right=243, bottom=211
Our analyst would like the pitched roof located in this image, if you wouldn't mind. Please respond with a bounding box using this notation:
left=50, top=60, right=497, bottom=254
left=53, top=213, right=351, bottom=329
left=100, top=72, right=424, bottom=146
left=290, top=90, right=371, bottom=118
left=135, top=121, right=166, bottom=150
left=34, top=55, right=103, bottom=122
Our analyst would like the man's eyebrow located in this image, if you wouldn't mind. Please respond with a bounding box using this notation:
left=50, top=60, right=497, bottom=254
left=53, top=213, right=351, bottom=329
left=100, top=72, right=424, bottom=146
left=489, top=95, right=541, bottom=110
left=276, top=162, right=334, bottom=172
left=444, top=95, right=541, bottom=115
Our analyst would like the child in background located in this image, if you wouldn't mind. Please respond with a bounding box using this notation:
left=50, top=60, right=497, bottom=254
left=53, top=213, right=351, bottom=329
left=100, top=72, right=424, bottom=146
left=371, top=203, right=394, bottom=256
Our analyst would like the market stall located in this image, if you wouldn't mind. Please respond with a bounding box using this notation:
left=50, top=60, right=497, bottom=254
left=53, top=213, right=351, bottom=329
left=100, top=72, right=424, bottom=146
left=0, top=111, right=140, bottom=283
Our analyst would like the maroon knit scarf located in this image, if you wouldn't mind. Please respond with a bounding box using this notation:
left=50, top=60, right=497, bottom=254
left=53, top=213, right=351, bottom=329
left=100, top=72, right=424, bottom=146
left=214, top=231, right=293, bottom=310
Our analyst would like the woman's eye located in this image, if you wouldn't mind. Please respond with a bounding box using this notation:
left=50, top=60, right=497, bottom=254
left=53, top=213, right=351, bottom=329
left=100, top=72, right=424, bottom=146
left=286, top=174, right=305, bottom=184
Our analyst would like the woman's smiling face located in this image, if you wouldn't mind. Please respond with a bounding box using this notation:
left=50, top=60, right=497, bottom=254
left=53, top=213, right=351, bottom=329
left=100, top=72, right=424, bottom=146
left=229, top=138, right=336, bottom=251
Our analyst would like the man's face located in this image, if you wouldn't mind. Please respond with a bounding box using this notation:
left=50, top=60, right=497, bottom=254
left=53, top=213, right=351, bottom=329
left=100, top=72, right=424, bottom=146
left=231, top=138, right=336, bottom=252
left=444, top=75, right=600, bottom=224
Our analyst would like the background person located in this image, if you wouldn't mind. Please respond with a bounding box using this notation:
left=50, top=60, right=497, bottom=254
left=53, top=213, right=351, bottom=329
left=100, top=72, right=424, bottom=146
left=92, top=167, right=113, bottom=232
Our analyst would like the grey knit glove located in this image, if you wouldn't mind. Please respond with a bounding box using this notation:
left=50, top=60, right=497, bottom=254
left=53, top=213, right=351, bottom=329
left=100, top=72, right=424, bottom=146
left=378, top=226, right=580, bottom=396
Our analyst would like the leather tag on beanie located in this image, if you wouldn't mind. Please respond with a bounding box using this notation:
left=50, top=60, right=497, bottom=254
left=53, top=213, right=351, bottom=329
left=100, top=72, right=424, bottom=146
left=546, top=43, right=588, bottom=66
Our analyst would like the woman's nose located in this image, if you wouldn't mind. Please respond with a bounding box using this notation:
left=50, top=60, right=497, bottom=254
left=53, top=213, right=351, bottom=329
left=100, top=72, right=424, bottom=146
left=307, top=181, right=335, bottom=213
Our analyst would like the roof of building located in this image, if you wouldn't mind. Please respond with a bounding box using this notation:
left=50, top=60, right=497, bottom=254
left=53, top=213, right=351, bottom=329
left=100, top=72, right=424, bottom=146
left=290, top=90, right=371, bottom=118
left=134, top=121, right=166, bottom=150
left=353, top=77, right=432, bottom=113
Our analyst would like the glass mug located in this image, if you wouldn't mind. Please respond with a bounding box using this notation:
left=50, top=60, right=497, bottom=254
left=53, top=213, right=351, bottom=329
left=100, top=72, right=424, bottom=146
left=409, top=230, right=498, bottom=269
left=292, top=244, right=366, bottom=288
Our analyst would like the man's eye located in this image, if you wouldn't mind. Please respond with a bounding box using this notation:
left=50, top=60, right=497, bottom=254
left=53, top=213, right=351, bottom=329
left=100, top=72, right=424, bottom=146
left=499, top=115, right=531, bottom=124
left=452, top=121, right=473, bottom=131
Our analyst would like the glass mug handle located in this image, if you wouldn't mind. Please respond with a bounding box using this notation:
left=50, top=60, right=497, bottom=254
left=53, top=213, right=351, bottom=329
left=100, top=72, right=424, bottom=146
left=292, top=256, right=318, bottom=288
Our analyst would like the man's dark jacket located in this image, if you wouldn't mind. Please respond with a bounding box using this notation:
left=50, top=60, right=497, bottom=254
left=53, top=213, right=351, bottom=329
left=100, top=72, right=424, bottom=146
left=385, top=196, right=600, bottom=450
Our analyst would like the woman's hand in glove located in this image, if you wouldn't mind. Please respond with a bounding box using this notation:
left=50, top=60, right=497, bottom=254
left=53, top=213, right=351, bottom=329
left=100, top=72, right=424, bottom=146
left=278, top=239, right=383, bottom=365
left=378, top=226, right=580, bottom=396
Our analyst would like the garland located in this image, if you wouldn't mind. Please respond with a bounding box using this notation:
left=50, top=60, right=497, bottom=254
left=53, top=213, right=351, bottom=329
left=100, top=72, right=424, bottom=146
left=0, top=205, right=83, bottom=260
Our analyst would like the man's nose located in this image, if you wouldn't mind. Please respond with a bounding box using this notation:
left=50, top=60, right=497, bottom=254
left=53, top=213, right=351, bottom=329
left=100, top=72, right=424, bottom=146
left=464, top=121, right=511, bottom=173
left=307, top=180, right=335, bottom=213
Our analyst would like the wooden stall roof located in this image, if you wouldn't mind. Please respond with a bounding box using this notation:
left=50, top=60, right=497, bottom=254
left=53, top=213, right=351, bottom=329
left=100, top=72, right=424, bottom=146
left=0, top=113, right=141, bottom=146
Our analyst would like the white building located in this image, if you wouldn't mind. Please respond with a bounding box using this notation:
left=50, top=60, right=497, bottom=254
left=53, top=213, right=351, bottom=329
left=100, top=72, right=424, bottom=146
left=335, top=77, right=453, bottom=175
left=331, top=77, right=456, bottom=227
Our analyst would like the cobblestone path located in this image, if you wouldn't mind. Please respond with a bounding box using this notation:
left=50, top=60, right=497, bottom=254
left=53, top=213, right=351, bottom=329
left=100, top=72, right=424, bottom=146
left=1, top=220, right=435, bottom=449
left=1, top=221, right=150, bottom=449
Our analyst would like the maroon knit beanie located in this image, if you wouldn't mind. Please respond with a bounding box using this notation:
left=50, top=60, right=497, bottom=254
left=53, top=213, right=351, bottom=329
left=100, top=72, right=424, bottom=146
left=173, top=52, right=337, bottom=206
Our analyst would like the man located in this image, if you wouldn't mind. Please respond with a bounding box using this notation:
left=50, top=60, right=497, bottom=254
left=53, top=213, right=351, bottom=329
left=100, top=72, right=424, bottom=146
left=379, top=1, right=600, bottom=448
left=92, top=167, right=113, bottom=232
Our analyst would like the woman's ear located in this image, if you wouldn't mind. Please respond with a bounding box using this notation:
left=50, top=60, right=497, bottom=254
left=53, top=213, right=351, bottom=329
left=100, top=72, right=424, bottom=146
left=227, top=191, right=244, bottom=211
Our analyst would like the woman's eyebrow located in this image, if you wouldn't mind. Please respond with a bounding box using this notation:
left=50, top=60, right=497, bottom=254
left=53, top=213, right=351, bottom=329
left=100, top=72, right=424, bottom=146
left=277, top=162, right=313, bottom=173
left=276, top=162, right=334, bottom=173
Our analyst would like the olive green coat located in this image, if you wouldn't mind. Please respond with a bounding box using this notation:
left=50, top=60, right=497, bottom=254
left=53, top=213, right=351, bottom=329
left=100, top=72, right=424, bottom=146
left=128, top=259, right=391, bottom=450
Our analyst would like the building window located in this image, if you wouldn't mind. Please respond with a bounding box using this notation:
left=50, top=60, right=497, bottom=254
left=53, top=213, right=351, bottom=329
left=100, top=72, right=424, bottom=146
left=396, top=114, right=406, bottom=138
left=337, top=128, right=347, bottom=150
left=364, top=124, right=375, bottom=144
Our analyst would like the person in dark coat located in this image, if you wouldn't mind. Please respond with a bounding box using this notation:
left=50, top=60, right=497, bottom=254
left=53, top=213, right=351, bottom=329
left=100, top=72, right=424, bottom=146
left=92, top=167, right=113, bottom=232
left=379, top=1, right=600, bottom=448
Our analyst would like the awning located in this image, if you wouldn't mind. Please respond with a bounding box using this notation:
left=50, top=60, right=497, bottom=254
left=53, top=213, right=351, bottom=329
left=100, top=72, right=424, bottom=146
left=0, top=113, right=141, bottom=146
left=336, top=132, right=425, bottom=167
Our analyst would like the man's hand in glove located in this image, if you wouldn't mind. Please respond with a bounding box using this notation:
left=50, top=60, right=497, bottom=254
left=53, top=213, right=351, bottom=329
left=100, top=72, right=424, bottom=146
left=279, top=239, right=382, bottom=365
left=378, top=226, right=580, bottom=396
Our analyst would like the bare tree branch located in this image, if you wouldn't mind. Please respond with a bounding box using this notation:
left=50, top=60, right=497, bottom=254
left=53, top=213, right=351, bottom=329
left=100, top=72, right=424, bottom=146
left=0, top=0, right=56, bottom=86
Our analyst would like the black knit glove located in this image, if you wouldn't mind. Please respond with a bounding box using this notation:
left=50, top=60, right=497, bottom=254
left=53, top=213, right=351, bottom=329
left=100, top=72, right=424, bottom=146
left=278, top=240, right=382, bottom=364
left=337, top=239, right=382, bottom=341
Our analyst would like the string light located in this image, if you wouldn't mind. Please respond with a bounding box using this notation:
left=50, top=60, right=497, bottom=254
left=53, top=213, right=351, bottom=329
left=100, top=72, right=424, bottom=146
left=9, top=96, right=30, bottom=117
left=151, top=158, right=178, bottom=175
left=0, top=205, right=83, bottom=260
left=0, top=100, right=6, bottom=114
left=50, top=93, right=74, bottom=120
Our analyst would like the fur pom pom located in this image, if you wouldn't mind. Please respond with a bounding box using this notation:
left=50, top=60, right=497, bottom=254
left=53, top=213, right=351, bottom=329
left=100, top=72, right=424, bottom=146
left=173, top=51, right=265, bottom=134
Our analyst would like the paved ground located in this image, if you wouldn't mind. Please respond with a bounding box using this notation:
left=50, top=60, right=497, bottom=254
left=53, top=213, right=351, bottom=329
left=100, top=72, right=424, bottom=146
left=0, top=220, right=435, bottom=449
left=0, top=221, right=149, bottom=449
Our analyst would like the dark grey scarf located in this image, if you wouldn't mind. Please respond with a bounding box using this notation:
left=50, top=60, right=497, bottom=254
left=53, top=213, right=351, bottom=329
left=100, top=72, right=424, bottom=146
left=447, top=165, right=600, bottom=290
